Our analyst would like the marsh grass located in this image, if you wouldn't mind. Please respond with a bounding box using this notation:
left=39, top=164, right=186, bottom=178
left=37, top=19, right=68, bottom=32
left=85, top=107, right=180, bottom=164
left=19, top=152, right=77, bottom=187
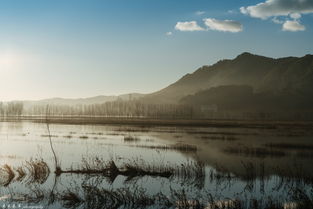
left=296, top=151, right=313, bottom=159
left=0, top=156, right=233, bottom=190
left=61, top=186, right=157, bottom=209
left=0, top=158, right=50, bottom=186
left=124, top=135, right=140, bottom=142
left=223, top=146, right=286, bottom=158
left=187, top=130, right=257, bottom=136
left=291, top=188, right=313, bottom=209
left=60, top=191, right=83, bottom=208
left=10, top=185, right=311, bottom=209
left=0, top=164, right=15, bottom=186
left=201, top=135, right=238, bottom=141
left=121, top=160, right=173, bottom=180
left=116, top=127, right=150, bottom=133
left=2, top=166, right=313, bottom=209
left=86, top=132, right=104, bottom=135
left=131, top=143, right=197, bottom=152
left=59, top=157, right=205, bottom=186
left=0, top=157, right=204, bottom=186
left=59, top=185, right=261, bottom=209
left=0, top=155, right=19, bottom=159
left=9, top=187, right=45, bottom=204
left=25, top=158, right=50, bottom=184
left=61, top=157, right=173, bottom=182
left=273, top=163, right=313, bottom=186
left=264, top=143, right=313, bottom=150
left=41, top=134, right=58, bottom=138
left=15, top=166, right=26, bottom=181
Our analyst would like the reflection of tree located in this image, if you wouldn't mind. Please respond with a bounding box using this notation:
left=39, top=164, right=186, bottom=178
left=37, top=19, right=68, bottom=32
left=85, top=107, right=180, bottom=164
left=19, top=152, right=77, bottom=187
left=2, top=159, right=313, bottom=208
left=3, top=178, right=313, bottom=209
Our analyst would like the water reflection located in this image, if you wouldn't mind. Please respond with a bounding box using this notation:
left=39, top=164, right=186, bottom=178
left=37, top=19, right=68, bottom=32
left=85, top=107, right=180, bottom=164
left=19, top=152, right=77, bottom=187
left=0, top=121, right=313, bottom=208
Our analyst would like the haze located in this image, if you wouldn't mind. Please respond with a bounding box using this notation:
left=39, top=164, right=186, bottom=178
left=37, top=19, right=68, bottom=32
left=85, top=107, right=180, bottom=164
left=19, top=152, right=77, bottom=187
left=1, top=0, right=313, bottom=101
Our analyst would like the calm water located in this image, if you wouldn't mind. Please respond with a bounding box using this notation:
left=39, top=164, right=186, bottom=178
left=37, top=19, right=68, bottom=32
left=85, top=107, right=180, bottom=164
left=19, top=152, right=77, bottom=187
left=0, top=121, right=313, bottom=209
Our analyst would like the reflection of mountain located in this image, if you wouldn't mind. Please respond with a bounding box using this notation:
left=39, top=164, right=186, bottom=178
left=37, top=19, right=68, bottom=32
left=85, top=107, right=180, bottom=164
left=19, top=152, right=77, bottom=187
left=156, top=127, right=313, bottom=180
left=143, top=53, right=313, bottom=111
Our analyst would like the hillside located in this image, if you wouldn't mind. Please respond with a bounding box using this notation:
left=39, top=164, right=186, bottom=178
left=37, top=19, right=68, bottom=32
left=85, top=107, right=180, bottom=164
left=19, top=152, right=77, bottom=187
left=23, top=93, right=144, bottom=108
left=144, top=52, right=313, bottom=104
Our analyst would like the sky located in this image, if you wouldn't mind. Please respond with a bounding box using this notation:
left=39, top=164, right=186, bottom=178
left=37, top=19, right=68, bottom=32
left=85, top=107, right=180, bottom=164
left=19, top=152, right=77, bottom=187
left=0, top=0, right=313, bottom=101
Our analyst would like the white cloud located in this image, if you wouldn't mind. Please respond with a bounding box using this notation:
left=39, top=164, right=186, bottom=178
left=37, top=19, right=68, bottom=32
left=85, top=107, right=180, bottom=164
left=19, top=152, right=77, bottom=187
left=290, top=13, right=301, bottom=19
left=282, top=20, right=306, bottom=31
left=240, top=0, right=313, bottom=19
left=203, top=18, right=243, bottom=32
left=166, top=31, right=173, bottom=36
left=195, top=11, right=205, bottom=15
left=272, top=16, right=284, bottom=24
left=241, top=0, right=311, bottom=32
left=175, top=21, right=205, bottom=31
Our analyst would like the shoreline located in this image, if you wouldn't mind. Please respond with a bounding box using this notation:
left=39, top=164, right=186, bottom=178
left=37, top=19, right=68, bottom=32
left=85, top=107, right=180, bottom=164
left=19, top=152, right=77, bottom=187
left=1, top=116, right=313, bottom=129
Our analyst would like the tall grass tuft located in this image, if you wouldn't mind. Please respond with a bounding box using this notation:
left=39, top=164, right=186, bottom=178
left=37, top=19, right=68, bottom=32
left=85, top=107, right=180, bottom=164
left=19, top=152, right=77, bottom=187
left=0, top=164, right=15, bottom=186
left=25, top=158, right=50, bottom=184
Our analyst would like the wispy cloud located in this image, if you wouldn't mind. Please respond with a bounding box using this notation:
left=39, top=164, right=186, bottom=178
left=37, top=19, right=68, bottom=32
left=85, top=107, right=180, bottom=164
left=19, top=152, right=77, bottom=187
left=165, top=31, right=173, bottom=36
left=195, top=11, right=205, bottom=16
left=272, top=17, right=284, bottom=24
left=203, top=18, right=243, bottom=33
left=290, top=13, right=301, bottom=19
left=175, top=21, right=205, bottom=31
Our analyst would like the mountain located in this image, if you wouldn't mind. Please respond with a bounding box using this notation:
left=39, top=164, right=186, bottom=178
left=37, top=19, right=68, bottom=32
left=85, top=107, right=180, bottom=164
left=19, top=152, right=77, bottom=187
left=23, top=93, right=144, bottom=107
left=181, top=85, right=313, bottom=112
left=144, top=52, right=313, bottom=104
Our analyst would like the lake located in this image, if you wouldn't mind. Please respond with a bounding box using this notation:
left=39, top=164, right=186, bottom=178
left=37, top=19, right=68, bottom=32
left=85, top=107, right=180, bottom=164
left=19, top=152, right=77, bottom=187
left=0, top=120, right=313, bottom=209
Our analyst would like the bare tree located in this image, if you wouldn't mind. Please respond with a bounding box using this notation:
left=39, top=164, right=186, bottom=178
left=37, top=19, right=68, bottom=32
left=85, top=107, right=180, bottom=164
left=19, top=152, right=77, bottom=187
left=46, top=105, right=61, bottom=175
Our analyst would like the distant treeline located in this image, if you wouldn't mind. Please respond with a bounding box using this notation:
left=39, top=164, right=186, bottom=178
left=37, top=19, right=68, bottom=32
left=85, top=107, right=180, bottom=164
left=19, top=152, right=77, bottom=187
left=0, top=102, right=24, bottom=116
left=24, top=101, right=194, bottom=119
left=181, top=85, right=313, bottom=120
left=1, top=96, right=313, bottom=120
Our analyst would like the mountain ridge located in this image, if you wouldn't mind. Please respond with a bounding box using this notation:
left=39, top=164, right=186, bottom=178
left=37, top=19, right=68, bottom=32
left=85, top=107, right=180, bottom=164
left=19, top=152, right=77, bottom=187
left=4, top=52, right=313, bottom=109
left=143, top=52, right=313, bottom=104
left=21, top=93, right=145, bottom=107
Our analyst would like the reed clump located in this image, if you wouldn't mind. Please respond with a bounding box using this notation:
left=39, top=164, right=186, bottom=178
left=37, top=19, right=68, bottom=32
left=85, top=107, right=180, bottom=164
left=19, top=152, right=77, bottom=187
left=0, top=158, right=50, bottom=186
left=61, top=186, right=157, bottom=209
left=0, top=164, right=15, bottom=186
left=25, top=158, right=50, bottom=184
left=60, top=157, right=205, bottom=185
left=60, top=191, right=83, bottom=208
left=15, top=166, right=26, bottom=181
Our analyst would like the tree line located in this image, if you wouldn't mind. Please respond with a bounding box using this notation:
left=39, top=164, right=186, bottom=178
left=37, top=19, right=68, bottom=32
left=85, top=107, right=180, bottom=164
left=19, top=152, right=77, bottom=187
left=0, top=102, right=24, bottom=117
left=23, top=101, right=194, bottom=119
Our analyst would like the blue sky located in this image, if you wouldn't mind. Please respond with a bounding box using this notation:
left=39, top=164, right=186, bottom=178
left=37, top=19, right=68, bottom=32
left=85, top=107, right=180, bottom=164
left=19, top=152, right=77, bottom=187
left=0, top=0, right=312, bottom=100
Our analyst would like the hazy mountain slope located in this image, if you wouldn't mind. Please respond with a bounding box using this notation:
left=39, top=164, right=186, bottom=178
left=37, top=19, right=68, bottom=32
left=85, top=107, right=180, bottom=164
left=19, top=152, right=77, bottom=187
left=181, top=85, right=313, bottom=112
left=23, top=93, right=144, bottom=107
left=144, top=52, right=313, bottom=104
